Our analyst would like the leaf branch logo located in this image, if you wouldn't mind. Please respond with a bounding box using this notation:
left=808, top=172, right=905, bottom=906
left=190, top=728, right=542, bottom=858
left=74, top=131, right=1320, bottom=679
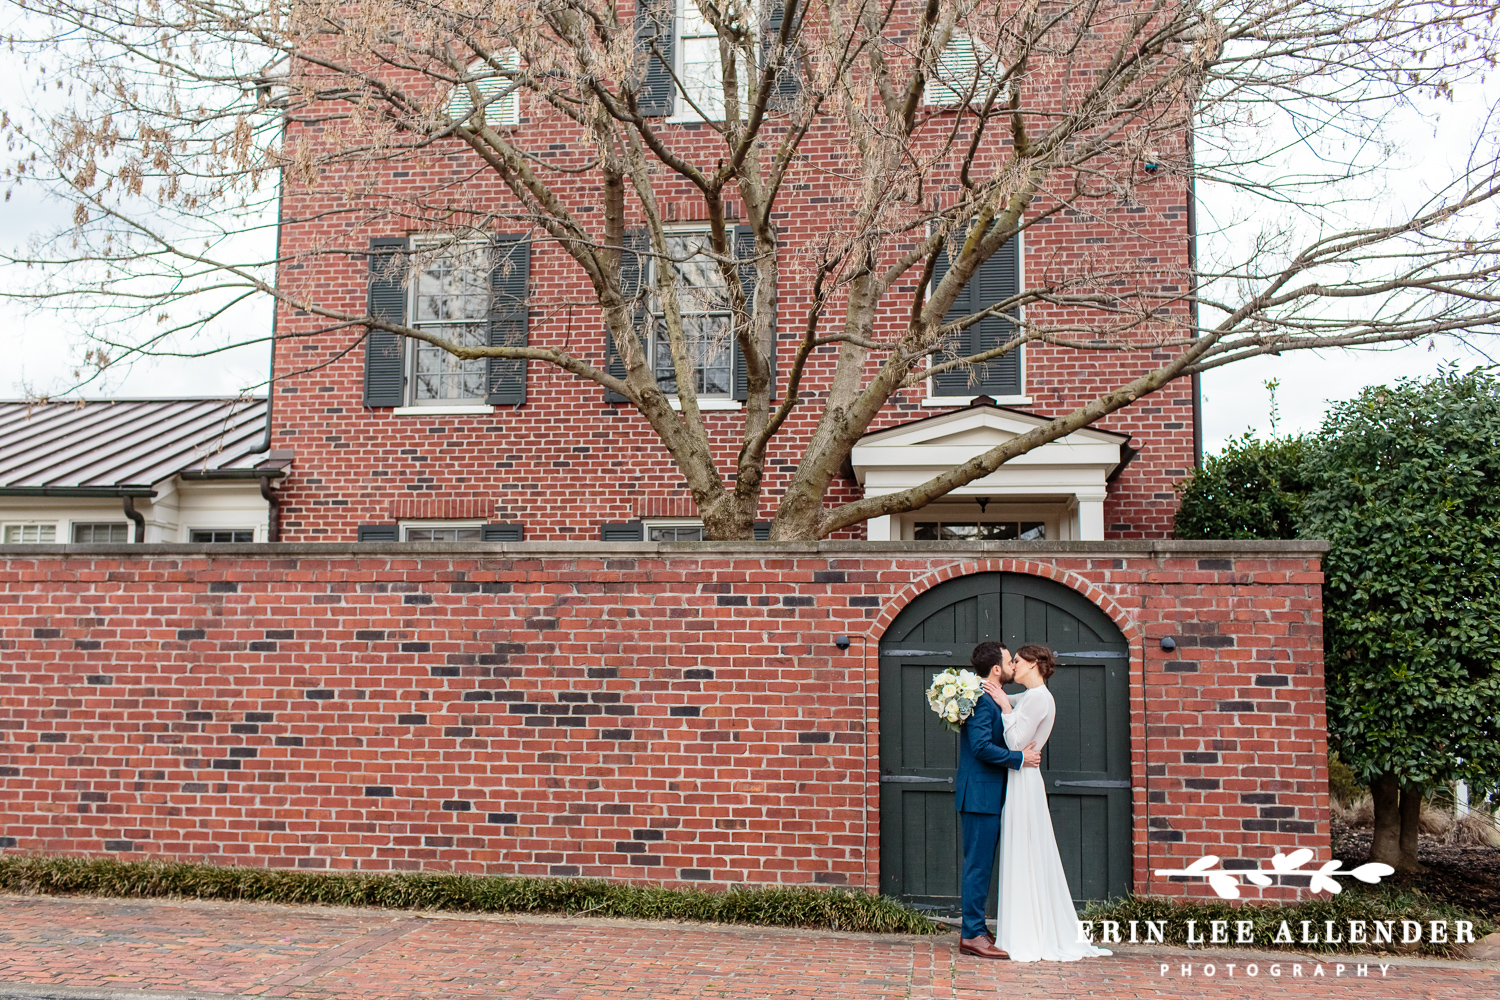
left=1154, top=849, right=1395, bottom=899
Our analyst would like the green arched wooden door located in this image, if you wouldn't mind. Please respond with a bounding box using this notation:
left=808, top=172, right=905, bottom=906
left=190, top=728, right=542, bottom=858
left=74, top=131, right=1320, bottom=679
left=878, top=572, right=1131, bottom=915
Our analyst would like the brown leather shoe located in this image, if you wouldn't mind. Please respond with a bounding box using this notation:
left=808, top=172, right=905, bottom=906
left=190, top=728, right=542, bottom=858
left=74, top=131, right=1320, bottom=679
left=959, top=936, right=1010, bottom=960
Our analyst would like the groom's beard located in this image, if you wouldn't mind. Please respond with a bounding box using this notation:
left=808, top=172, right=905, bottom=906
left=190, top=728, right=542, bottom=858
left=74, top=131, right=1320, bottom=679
left=999, top=666, right=1015, bottom=683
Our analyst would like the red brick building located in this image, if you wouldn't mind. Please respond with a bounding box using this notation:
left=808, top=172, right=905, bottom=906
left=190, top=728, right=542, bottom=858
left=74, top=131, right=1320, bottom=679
left=266, top=2, right=1197, bottom=546
left=0, top=7, right=1317, bottom=920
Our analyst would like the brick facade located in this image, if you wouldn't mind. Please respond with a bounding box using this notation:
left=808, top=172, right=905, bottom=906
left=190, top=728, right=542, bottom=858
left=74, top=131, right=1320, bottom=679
left=0, top=540, right=1327, bottom=900
left=268, top=6, right=1197, bottom=543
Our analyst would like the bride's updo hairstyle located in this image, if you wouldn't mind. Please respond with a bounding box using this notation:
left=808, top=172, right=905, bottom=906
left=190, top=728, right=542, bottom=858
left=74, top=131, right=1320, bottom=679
left=1014, top=644, right=1057, bottom=681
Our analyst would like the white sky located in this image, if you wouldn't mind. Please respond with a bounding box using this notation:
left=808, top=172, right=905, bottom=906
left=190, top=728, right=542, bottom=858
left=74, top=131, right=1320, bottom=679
left=2, top=36, right=1496, bottom=455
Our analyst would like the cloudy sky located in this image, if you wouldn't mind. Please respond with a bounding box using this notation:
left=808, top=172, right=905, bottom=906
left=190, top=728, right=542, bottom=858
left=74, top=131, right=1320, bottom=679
left=3, top=34, right=1496, bottom=455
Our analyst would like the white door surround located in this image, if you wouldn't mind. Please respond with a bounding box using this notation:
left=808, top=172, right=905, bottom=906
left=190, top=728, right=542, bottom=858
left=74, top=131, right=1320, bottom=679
left=851, top=402, right=1130, bottom=542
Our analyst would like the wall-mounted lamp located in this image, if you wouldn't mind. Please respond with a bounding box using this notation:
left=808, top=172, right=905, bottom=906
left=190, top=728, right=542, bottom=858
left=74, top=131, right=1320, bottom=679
left=1160, top=636, right=1178, bottom=652
left=834, top=634, right=852, bottom=651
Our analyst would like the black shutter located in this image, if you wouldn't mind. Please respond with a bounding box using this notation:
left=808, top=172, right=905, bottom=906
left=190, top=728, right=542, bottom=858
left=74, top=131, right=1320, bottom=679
left=606, top=230, right=648, bottom=403
left=972, top=237, right=1022, bottom=396
left=600, top=521, right=645, bottom=541
left=635, top=0, right=676, bottom=117
left=929, top=227, right=975, bottom=399
left=365, top=237, right=409, bottom=407
left=761, top=1, right=802, bottom=108
left=488, top=234, right=531, bottom=405
left=357, top=524, right=399, bottom=542
left=482, top=523, right=524, bottom=541
left=732, top=224, right=775, bottom=401
left=753, top=521, right=772, bottom=540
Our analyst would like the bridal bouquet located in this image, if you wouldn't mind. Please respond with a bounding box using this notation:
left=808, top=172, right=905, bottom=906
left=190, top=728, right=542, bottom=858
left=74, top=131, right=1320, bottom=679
left=926, top=668, right=984, bottom=733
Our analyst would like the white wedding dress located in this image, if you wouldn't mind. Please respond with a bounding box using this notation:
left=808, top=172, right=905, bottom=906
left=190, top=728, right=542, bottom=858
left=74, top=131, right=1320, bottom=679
left=995, top=685, right=1113, bottom=962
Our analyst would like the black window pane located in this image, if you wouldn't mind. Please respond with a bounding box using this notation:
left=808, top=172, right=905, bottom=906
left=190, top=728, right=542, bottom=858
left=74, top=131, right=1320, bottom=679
left=913, top=522, right=939, bottom=540
left=648, top=525, right=705, bottom=541
left=1019, top=522, right=1046, bottom=540
left=190, top=530, right=254, bottom=543
left=73, top=523, right=129, bottom=543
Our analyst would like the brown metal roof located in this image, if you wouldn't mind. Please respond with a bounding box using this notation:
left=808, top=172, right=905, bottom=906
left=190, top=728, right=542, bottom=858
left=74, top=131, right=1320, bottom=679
left=0, top=397, right=269, bottom=491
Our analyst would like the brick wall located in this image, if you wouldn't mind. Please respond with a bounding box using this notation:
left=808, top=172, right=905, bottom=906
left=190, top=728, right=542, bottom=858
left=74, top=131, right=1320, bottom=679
left=0, top=540, right=1328, bottom=900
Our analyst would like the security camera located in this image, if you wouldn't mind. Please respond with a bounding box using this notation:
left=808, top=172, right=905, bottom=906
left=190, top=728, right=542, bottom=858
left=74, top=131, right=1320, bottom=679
left=834, top=634, right=851, bottom=651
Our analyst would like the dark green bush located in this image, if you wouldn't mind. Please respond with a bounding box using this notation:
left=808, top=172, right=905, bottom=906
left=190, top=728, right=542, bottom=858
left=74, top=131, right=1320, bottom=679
left=0, top=856, right=943, bottom=935
left=1174, top=432, right=1311, bottom=541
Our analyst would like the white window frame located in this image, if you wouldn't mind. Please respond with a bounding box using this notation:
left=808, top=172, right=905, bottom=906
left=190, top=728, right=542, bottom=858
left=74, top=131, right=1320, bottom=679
left=400, top=520, right=486, bottom=542
left=446, top=52, right=520, bottom=127
left=669, top=1, right=754, bottom=123
left=647, top=226, right=738, bottom=401
left=2, top=521, right=61, bottom=544
left=925, top=227, right=1029, bottom=406
left=405, top=234, right=493, bottom=408
left=925, top=33, right=1007, bottom=108
left=187, top=527, right=258, bottom=543
left=643, top=518, right=706, bottom=541
left=70, top=521, right=132, bottom=543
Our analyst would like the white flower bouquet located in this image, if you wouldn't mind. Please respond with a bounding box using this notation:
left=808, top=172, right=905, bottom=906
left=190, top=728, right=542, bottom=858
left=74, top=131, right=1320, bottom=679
left=926, top=667, right=984, bottom=733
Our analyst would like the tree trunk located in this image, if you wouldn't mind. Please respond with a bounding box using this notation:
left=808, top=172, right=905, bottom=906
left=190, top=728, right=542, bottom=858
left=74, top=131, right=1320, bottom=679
left=1397, top=785, right=1429, bottom=873
left=1369, top=772, right=1402, bottom=867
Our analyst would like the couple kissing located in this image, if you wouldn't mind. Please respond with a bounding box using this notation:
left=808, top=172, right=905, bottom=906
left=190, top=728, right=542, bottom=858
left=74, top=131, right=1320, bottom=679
left=954, top=641, right=1113, bottom=963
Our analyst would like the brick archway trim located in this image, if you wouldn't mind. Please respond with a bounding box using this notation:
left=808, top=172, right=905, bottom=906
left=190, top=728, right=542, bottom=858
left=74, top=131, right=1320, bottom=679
left=869, top=558, right=1142, bottom=643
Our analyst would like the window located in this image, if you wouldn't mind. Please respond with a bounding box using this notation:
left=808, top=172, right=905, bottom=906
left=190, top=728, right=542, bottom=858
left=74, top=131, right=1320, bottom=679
left=646, top=521, right=706, bottom=541
left=403, top=523, right=484, bottom=542
left=409, top=239, right=491, bottom=404
left=926, top=34, right=1006, bottom=106
left=930, top=224, right=1022, bottom=398
left=673, top=1, right=751, bottom=122
left=914, top=521, right=1046, bottom=541
left=3, top=523, right=57, bottom=543
left=190, top=529, right=255, bottom=543
left=73, top=523, right=130, bottom=543
left=445, top=53, right=520, bottom=127
left=649, top=229, right=734, bottom=397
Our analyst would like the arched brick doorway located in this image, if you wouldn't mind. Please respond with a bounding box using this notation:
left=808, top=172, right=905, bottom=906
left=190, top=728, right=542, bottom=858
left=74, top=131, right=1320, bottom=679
left=878, top=571, right=1131, bottom=914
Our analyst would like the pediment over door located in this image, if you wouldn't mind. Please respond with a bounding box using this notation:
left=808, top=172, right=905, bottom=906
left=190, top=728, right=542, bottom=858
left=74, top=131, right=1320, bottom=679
left=851, top=402, right=1131, bottom=541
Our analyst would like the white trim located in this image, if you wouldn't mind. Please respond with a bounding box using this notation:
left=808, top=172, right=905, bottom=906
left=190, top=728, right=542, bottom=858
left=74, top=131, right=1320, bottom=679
left=668, top=397, right=743, bottom=410
left=667, top=1, right=753, bottom=124
left=642, top=517, right=706, bottom=541
left=186, top=527, right=260, bottom=543
left=399, top=519, right=486, bottom=542
left=921, top=396, right=1032, bottom=408
left=1, top=520, right=61, bottom=544
left=391, top=405, right=495, bottom=416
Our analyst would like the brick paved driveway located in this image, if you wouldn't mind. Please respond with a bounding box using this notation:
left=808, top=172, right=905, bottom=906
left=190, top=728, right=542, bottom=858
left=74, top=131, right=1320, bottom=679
left=0, top=894, right=1495, bottom=999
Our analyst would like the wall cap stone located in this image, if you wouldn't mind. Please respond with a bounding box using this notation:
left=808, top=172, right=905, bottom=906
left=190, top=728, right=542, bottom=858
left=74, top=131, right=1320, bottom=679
left=0, top=538, right=1331, bottom=558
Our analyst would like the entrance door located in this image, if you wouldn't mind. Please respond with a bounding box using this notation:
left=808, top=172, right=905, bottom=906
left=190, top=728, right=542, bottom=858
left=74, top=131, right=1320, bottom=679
left=878, top=572, right=1131, bottom=914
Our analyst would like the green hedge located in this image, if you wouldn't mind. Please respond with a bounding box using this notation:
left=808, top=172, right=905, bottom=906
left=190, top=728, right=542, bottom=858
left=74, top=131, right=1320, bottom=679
left=0, top=856, right=944, bottom=934
left=1081, top=887, right=1496, bottom=958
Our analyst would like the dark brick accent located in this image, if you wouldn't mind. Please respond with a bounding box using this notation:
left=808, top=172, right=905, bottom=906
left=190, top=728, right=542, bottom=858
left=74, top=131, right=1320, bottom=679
left=275, top=736, right=303, bottom=747
left=442, top=800, right=471, bottom=811
left=364, top=786, right=394, bottom=796
left=487, top=813, right=518, bottom=825
left=103, top=840, right=134, bottom=851
left=1255, top=675, right=1290, bottom=687
left=397, top=714, right=428, bottom=725
left=669, top=706, right=701, bottom=717
left=177, top=629, right=206, bottom=640
left=1182, top=752, right=1218, bottom=764
left=798, top=732, right=831, bottom=743
left=209, top=582, right=238, bottom=593
left=86, top=675, right=113, bottom=685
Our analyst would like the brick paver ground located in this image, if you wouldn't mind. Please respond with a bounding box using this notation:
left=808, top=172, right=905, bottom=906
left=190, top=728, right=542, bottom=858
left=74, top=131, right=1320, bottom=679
left=0, top=894, right=1495, bottom=1000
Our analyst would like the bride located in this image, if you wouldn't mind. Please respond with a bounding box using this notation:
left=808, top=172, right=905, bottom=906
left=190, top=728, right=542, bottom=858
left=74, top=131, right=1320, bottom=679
left=981, top=643, right=1112, bottom=962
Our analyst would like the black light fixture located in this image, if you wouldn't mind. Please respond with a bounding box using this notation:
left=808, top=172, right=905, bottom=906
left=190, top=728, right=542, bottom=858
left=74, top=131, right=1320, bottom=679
left=975, top=497, right=991, bottom=514
left=834, top=634, right=852, bottom=651
left=1160, top=636, right=1178, bottom=652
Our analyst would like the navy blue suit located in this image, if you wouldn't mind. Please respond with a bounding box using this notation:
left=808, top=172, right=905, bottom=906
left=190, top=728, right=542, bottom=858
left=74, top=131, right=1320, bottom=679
left=955, top=694, right=1024, bottom=939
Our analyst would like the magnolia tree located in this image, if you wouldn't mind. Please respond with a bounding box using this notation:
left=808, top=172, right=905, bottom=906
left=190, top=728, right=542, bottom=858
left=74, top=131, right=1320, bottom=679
left=5, top=0, right=1500, bottom=539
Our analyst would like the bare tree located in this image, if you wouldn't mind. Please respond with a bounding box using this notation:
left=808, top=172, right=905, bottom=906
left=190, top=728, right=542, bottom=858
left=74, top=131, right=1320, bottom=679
left=4, top=0, right=1499, bottom=539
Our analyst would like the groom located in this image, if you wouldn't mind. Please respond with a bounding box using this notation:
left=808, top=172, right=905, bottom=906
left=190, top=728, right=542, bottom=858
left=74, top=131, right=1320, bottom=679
left=956, top=641, right=1041, bottom=959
